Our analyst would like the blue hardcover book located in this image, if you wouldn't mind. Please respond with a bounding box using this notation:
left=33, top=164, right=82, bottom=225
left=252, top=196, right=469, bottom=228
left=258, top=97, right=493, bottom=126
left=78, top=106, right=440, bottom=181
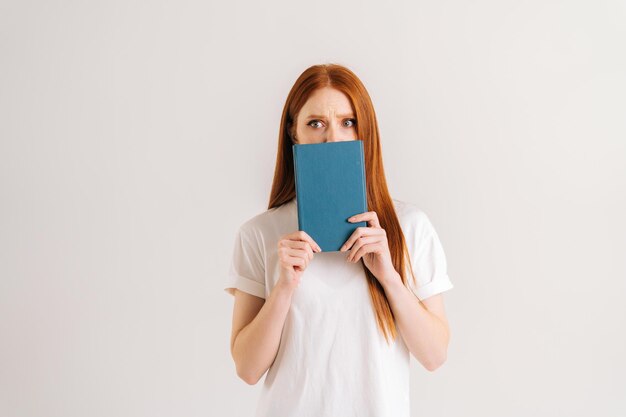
left=292, top=140, right=368, bottom=252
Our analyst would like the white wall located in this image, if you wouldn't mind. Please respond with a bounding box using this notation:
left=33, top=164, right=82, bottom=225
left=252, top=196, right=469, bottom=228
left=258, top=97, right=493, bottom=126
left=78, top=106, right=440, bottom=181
left=1, top=1, right=624, bottom=416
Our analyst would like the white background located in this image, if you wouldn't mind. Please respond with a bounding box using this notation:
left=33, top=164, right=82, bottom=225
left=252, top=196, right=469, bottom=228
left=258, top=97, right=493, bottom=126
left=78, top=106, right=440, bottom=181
left=1, top=1, right=625, bottom=416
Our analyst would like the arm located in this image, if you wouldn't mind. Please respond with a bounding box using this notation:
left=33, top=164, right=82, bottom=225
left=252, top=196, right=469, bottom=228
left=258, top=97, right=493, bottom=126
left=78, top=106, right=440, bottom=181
left=229, top=284, right=294, bottom=385
left=341, top=210, right=452, bottom=371
left=229, top=230, right=319, bottom=385
left=381, top=272, right=450, bottom=371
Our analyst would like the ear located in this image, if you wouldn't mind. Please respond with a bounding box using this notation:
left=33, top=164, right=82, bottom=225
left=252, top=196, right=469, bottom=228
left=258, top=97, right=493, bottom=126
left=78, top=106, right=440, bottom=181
left=288, top=122, right=297, bottom=142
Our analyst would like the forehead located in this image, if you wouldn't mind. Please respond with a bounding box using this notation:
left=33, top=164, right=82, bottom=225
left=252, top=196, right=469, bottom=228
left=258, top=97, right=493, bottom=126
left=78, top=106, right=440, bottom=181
left=300, top=87, right=354, bottom=115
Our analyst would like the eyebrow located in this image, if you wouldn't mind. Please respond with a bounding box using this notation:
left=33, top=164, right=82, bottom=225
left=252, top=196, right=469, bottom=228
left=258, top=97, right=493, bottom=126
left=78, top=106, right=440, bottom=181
left=305, top=114, right=355, bottom=119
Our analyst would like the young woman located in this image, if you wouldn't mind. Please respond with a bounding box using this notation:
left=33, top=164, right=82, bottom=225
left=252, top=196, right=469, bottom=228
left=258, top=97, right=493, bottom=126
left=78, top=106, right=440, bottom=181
left=224, top=63, right=454, bottom=417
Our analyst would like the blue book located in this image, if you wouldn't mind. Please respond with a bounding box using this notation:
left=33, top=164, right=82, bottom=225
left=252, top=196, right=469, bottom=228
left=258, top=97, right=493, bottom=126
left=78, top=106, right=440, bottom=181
left=292, top=140, right=368, bottom=252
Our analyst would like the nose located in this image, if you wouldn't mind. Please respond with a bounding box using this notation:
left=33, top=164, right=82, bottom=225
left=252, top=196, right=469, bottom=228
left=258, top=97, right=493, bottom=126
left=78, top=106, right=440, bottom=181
left=324, top=122, right=341, bottom=143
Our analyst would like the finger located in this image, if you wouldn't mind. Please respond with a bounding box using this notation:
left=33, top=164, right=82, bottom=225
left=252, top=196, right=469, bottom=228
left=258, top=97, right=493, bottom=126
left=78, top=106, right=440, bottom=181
left=285, top=230, right=322, bottom=252
left=291, top=247, right=314, bottom=264
left=340, top=227, right=384, bottom=252
left=279, top=236, right=318, bottom=256
left=350, top=241, right=385, bottom=263
left=279, top=246, right=310, bottom=266
left=347, top=236, right=381, bottom=262
left=281, top=239, right=314, bottom=259
left=348, top=211, right=381, bottom=228
left=287, top=255, right=307, bottom=270
left=340, top=226, right=367, bottom=252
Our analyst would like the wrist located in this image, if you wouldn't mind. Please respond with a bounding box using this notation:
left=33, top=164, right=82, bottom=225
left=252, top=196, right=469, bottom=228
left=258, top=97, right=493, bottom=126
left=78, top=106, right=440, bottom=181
left=380, top=270, right=403, bottom=292
left=272, top=280, right=296, bottom=299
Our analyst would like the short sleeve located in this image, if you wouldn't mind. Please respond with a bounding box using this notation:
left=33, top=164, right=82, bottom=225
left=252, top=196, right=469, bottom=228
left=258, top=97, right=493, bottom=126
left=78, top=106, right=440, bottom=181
left=224, top=225, right=266, bottom=299
left=406, top=212, right=454, bottom=301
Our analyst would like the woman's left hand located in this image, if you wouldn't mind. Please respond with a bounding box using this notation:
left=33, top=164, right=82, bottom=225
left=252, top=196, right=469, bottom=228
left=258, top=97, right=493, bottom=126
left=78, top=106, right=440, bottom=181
left=340, top=211, right=398, bottom=285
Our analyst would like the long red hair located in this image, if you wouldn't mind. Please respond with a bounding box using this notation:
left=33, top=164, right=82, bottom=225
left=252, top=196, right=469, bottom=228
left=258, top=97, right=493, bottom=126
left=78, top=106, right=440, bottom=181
left=268, top=63, right=417, bottom=344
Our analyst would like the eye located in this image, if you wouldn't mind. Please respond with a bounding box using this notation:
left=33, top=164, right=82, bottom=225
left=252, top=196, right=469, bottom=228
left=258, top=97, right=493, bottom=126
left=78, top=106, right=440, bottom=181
left=343, top=118, right=357, bottom=127
left=307, top=120, right=323, bottom=128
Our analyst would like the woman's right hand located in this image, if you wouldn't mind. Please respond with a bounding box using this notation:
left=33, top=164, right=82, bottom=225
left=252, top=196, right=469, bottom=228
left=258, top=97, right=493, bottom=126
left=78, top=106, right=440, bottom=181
left=276, top=230, right=321, bottom=291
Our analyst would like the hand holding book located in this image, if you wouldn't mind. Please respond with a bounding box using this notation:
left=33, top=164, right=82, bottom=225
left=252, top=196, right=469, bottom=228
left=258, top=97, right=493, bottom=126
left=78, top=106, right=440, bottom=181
left=340, top=210, right=399, bottom=286
left=276, top=230, right=322, bottom=293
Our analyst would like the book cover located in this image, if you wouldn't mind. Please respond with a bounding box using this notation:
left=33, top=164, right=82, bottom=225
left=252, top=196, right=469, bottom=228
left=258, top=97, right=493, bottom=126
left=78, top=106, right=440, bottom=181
left=292, top=140, right=368, bottom=252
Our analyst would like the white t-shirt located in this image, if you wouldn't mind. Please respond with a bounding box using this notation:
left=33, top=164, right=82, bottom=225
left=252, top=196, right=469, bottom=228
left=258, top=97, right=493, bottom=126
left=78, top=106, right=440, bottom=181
left=224, top=197, right=453, bottom=417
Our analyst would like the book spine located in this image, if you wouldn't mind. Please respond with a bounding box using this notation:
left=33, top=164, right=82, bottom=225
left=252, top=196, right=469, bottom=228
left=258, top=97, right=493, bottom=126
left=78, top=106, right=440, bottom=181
left=292, top=144, right=304, bottom=231
left=359, top=140, right=368, bottom=212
